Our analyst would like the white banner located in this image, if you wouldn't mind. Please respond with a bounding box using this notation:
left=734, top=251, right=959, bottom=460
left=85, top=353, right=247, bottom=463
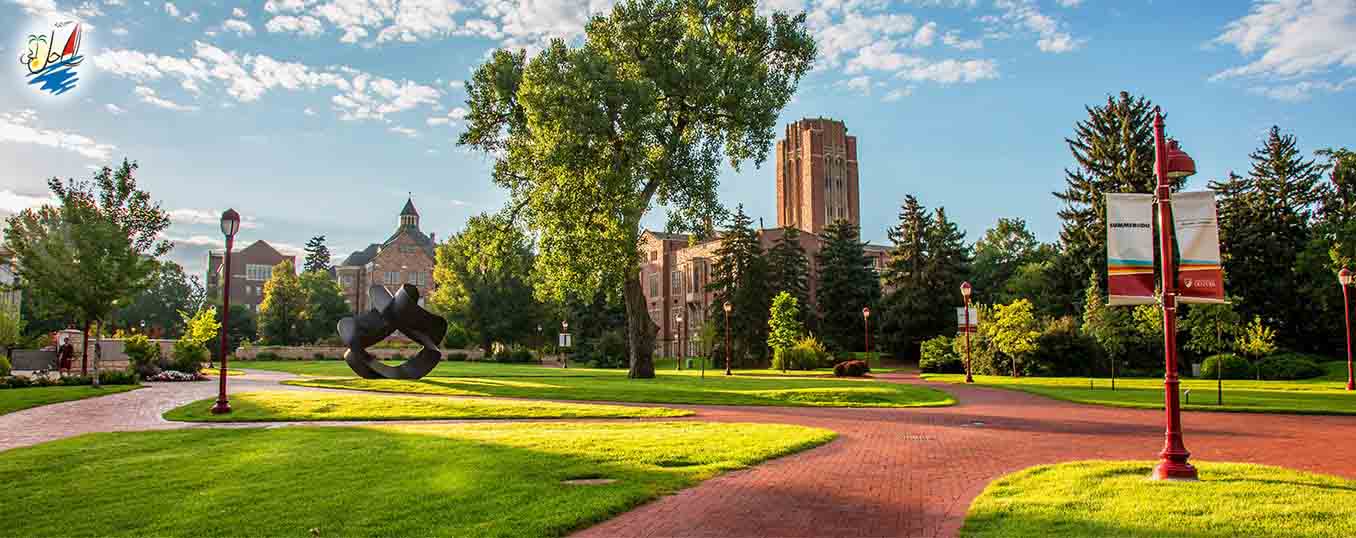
left=1172, top=191, right=1226, bottom=304
left=1106, top=193, right=1156, bottom=306
left=956, top=307, right=978, bottom=327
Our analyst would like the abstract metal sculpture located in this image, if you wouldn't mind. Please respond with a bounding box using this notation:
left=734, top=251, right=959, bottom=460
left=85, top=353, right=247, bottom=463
left=337, top=284, right=448, bottom=379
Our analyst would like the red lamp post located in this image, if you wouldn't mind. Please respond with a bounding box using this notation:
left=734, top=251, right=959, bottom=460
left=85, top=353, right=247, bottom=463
left=722, top=301, right=732, bottom=376
left=211, top=208, right=240, bottom=415
left=862, top=306, right=871, bottom=365
left=1151, top=108, right=1198, bottom=481
left=961, top=281, right=973, bottom=383
left=1340, top=268, right=1354, bottom=391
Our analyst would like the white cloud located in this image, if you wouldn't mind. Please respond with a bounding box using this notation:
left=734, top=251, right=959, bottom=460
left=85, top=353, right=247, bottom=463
left=0, top=189, right=56, bottom=216
left=426, top=116, right=450, bottom=126
left=0, top=109, right=116, bottom=160
left=223, top=19, right=255, bottom=36
left=898, top=58, right=998, bottom=83
left=111, top=27, right=129, bottom=36
left=388, top=125, right=419, bottom=137
left=1249, top=76, right=1356, bottom=102
left=883, top=87, right=912, bottom=102
left=266, top=15, right=325, bottom=36
left=134, top=86, right=200, bottom=111
left=232, top=7, right=247, bottom=17
left=942, top=30, right=983, bottom=50
left=105, top=103, right=125, bottom=115
left=1057, top=0, right=1082, bottom=7
left=163, top=2, right=178, bottom=17
left=989, top=0, right=1083, bottom=53
left=912, top=21, right=937, bottom=48
left=303, top=107, right=316, bottom=115
left=1213, top=0, right=1356, bottom=81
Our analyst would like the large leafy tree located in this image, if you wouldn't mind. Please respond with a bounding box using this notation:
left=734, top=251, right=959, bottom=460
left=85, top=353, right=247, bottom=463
left=706, top=205, right=772, bottom=364
left=3, top=160, right=170, bottom=373
left=429, top=213, right=541, bottom=354
left=257, top=260, right=305, bottom=345
left=1053, top=92, right=1184, bottom=313
left=1210, top=126, right=1324, bottom=350
left=815, top=220, right=880, bottom=353
left=457, top=0, right=815, bottom=378
left=302, top=235, right=332, bottom=274
left=0, top=307, right=24, bottom=359
left=116, top=261, right=202, bottom=337
left=971, top=218, right=1040, bottom=303
left=299, top=270, right=350, bottom=344
left=766, top=226, right=811, bottom=328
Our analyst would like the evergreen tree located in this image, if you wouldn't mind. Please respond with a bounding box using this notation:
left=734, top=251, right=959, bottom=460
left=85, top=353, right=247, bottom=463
left=766, top=226, right=811, bottom=328
left=1081, top=274, right=1135, bottom=376
left=1053, top=92, right=1184, bottom=314
left=303, top=235, right=332, bottom=274
left=706, top=205, right=771, bottom=364
left=258, top=260, right=305, bottom=345
left=880, top=197, right=969, bottom=357
left=815, top=220, right=881, bottom=353
left=1210, top=126, right=1323, bottom=350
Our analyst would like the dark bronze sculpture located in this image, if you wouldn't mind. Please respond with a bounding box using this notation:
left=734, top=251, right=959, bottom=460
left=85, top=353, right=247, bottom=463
left=337, top=284, right=447, bottom=379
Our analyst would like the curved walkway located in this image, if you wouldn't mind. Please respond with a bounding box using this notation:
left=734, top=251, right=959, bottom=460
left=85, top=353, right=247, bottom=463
left=2, top=370, right=1355, bottom=538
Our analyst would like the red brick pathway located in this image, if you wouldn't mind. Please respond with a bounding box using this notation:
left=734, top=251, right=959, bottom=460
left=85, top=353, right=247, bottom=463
left=3, top=370, right=1354, bottom=537
left=574, top=373, right=1356, bottom=538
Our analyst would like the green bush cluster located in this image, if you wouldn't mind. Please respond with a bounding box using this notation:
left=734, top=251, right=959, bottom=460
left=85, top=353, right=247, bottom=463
left=1255, top=353, right=1324, bottom=380
left=582, top=330, right=628, bottom=368
left=445, top=352, right=468, bottom=362
left=442, top=323, right=474, bottom=350
left=0, top=370, right=138, bottom=389
left=254, top=351, right=281, bottom=361
left=494, top=347, right=535, bottom=363
left=124, top=335, right=162, bottom=378
left=771, top=336, right=831, bottom=370
left=919, top=335, right=963, bottom=373
left=0, top=355, right=10, bottom=378
left=1201, top=353, right=1253, bottom=380
left=170, top=340, right=208, bottom=374
left=958, top=315, right=1103, bottom=377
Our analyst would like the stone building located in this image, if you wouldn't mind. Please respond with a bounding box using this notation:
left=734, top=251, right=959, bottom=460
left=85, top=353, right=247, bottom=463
left=642, top=117, right=888, bottom=357
left=206, top=240, right=296, bottom=312
left=335, top=198, right=437, bottom=314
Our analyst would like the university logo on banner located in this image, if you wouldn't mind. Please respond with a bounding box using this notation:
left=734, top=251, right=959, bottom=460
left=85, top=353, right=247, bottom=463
left=1105, top=193, right=1156, bottom=305
left=1172, top=191, right=1226, bottom=304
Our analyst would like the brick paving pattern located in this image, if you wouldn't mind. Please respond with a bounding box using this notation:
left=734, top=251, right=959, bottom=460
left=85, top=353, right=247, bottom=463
left=3, top=369, right=1354, bottom=538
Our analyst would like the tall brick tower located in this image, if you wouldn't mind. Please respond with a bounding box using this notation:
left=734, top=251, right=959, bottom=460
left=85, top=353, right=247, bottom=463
left=775, top=117, right=860, bottom=235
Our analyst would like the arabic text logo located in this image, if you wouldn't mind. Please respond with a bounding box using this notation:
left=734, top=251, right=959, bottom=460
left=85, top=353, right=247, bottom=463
left=20, top=21, right=84, bottom=96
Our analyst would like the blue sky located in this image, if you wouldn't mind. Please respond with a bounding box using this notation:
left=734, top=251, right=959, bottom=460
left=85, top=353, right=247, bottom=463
left=1, top=0, right=1353, bottom=280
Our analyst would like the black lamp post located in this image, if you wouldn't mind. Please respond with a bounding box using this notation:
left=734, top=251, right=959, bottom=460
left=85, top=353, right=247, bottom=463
left=961, top=281, right=973, bottom=383
left=561, top=320, right=569, bottom=369
left=211, top=208, right=240, bottom=415
left=722, top=301, right=732, bottom=376
left=676, top=313, right=684, bottom=371
left=1340, top=268, right=1354, bottom=391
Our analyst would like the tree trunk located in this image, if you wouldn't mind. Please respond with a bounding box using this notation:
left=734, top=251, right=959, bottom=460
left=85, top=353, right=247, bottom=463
left=80, top=321, right=90, bottom=375
left=93, top=319, right=102, bottom=388
left=625, top=272, right=656, bottom=379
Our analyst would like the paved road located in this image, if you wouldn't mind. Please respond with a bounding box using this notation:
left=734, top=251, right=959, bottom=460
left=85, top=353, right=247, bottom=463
left=2, top=370, right=1354, bottom=538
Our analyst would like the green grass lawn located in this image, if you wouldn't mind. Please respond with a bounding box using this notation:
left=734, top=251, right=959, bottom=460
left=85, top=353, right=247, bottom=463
left=245, top=360, right=952, bottom=408
left=924, top=363, right=1355, bottom=415
left=199, top=367, right=245, bottom=376
left=0, top=384, right=141, bottom=415
left=164, top=390, right=692, bottom=422
left=237, top=358, right=895, bottom=377
left=0, top=422, right=835, bottom=537
left=962, top=461, right=1356, bottom=538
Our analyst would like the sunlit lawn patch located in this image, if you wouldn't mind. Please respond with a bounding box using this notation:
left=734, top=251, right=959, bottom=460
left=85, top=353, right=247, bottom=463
left=0, top=384, right=141, bottom=415
left=164, top=390, right=691, bottom=421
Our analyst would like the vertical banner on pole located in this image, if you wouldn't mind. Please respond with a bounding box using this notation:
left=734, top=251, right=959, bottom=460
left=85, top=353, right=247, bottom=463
left=1106, top=193, right=1156, bottom=305
left=956, top=307, right=978, bottom=333
left=1172, top=191, right=1226, bottom=303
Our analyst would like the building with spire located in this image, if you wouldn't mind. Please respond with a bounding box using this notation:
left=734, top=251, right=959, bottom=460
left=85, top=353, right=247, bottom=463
left=335, top=197, right=438, bottom=313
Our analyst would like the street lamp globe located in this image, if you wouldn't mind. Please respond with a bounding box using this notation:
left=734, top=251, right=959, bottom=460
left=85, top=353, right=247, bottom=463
left=1163, top=139, right=1197, bottom=179
left=1340, top=267, right=1353, bottom=287
left=220, top=208, right=241, bottom=238
left=723, top=301, right=732, bottom=314
left=561, top=320, right=568, bottom=331
left=862, top=306, right=870, bottom=319
left=960, top=281, right=972, bottom=299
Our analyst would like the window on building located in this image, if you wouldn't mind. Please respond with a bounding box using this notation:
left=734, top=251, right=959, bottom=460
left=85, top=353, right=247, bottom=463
left=245, top=264, right=272, bottom=281
left=671, top=270, right=681, bottom=294
left=400, top=245, right=418, bottom=254
left=384, top=271, right=400, bottom=285
left=341, top=275, right=354, bottom=287
left=648, top=273, right=658, bottom=297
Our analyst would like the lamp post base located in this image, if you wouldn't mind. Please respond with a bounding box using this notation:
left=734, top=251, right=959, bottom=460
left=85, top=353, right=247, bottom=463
left=1347, top=381, right=1354, bottom=391
left=1152, top=459, right=1198, bottom=481
left=209, top=400, right=232, bottom=415
left=965, top=374, right=973, bottom=383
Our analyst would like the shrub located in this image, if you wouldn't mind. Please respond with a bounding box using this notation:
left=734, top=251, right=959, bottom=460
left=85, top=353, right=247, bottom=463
left=443, top=323, right=473, bottom=350
left=919, top=335, right=962, bottom=373
left=255, top=351, right=281, bottom=361
left=3, top=375, right=34, bottom=388
left=833, top=360, right=870, bottom=377
left=1255, top=353, right=1325, bottom=380
left=0, top=354, right=10, bottom=378
left=586, top=330, right=628, bottom=368
left=511, top=349, right=533, bottom=363
left=50, top=371, right=138, bottom=386
left=446, top=352, right=467, bottom=362
left=772, top=346, right=816, bottom=370
left=1201, top=353, right=1252, bottom=380
left=1028, top=317, right=1103, bottom=377
left=124, top=335, right=161, bottom=378
left=170, top=340, right=209, bottom=375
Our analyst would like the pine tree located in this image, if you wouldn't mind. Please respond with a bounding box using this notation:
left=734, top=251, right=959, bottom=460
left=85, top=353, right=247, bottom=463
left=766, top=227, right=811, bottom=328
left=707, top=205, right=771, bottom=364
left=303, top=235, right=332, bottom=274
left=1210, top=126, right=1323, bottom=349
left=1053, top=92, right=1184, bottom=311
left=815, top=220, right=881, bottom=353
left=880, top=197, right=969, bottom=358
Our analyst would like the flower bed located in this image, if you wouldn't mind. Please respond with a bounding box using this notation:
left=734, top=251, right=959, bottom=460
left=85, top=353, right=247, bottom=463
left=145, top=370, right=207, bottom=382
